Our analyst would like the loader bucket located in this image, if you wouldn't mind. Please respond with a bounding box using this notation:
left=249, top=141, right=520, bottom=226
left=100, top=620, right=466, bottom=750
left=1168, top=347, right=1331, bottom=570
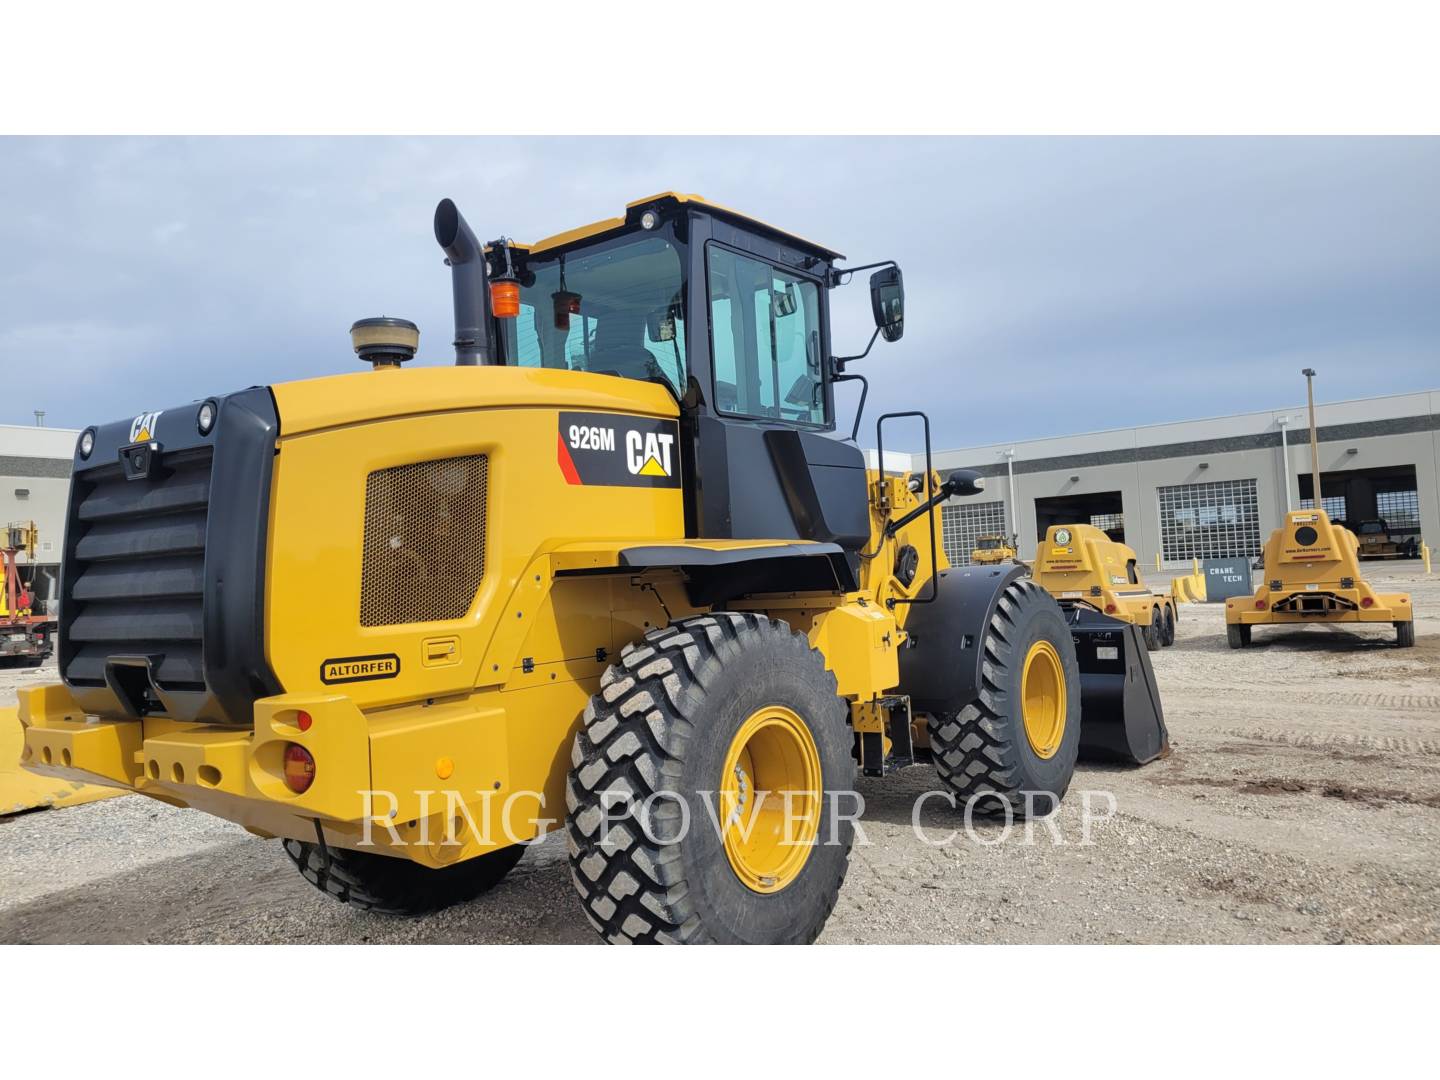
left=1067, top=607, right=1170, bottom=765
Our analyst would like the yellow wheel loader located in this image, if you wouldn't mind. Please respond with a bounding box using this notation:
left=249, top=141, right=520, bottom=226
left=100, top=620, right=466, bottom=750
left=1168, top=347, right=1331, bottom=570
left=9, top=194, right=1167, bottom=943
left=1226, top=508, right=1414, bottom=649
left=1030, top=524, right=1178, bottom=651
left=970, top=533, right=1017, bottom=565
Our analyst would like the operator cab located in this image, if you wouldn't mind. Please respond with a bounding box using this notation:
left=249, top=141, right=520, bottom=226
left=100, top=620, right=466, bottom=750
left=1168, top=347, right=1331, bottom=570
left=438, top=193, right=905, bottom=563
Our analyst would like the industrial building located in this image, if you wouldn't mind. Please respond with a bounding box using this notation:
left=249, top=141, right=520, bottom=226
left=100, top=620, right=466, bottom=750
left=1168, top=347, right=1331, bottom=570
left=930, top=388, right=1440, bottom=568
left=0, top=422, right=77, bottom=613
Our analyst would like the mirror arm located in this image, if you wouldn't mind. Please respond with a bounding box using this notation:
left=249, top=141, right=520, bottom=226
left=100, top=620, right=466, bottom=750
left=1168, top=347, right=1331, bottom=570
left=827, top=259, right=898, bottom=287
left=832, top=327, right=880, bottom=373
left=833, top=370, right=869, bottom=442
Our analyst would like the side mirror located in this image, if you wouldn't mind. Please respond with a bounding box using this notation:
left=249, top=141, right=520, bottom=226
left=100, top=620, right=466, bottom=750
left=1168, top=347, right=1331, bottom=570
left=942, top=470, right=985, bottom=498
left=869, top=266, right=904, bottom=343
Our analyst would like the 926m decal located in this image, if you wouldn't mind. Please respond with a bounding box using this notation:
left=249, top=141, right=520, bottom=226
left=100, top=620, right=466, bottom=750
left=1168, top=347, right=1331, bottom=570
left=557, top=412, right=681, bottom=488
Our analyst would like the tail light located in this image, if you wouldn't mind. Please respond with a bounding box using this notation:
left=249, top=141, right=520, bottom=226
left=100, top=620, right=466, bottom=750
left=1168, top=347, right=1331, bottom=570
left=1255, top=599, right=1268, bottom=610
left=490, top=281, right=520, bottom=318
left=283, top=743, right=315, bottom=794
left=1361, top=596, right=1374, bottom=608
left=1104, top=603, right=1117, bottom=614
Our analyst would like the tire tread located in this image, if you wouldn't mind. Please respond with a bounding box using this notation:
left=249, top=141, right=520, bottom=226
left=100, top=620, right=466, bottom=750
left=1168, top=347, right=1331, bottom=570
left=927, top=578, right=1074, bottom=817
left=566, top=612, right=849, bottom=945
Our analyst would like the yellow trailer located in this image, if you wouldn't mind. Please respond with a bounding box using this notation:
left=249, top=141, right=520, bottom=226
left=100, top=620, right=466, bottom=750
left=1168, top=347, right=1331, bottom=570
left=1031, top=524, right=1177, bottom=650
left=1225, top=509, right=1414, bottom=648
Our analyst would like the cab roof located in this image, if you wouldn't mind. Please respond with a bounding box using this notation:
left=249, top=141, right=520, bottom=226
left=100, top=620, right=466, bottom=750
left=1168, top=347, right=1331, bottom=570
left=519, top=192, right=844, bottom=261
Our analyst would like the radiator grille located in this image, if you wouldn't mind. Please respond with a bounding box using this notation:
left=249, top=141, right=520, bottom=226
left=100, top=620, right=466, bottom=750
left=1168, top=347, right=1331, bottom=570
left=360, top=455, right=488, bottom=627
left=63, top=446, right=213, bottom=692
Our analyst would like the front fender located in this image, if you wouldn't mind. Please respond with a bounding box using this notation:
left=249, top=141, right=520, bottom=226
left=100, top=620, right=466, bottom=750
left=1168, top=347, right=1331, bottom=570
left=896, top=563, right=1027, bottom=715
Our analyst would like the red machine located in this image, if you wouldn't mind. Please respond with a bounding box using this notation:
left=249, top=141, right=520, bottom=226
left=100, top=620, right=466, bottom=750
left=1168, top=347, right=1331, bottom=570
left=1, top=522, right=54, bottom=666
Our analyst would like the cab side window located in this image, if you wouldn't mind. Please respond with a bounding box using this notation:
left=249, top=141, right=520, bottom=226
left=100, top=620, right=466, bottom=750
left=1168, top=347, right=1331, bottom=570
left=707, top=244, right=825, bottom=425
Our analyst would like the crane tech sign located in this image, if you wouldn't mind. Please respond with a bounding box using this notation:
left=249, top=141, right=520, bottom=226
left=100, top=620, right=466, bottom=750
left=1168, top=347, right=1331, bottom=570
left=556, top=411, right=681, bottom=488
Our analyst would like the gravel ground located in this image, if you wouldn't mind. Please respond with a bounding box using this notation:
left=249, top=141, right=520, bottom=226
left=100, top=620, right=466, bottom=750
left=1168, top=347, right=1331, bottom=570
left=3, top=562, right=1437, bottom=944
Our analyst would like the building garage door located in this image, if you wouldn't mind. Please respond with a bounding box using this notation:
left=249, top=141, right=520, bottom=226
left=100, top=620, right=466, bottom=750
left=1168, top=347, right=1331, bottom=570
left=1300, top=495, right=1348, bottom=522
left=1157, top=478, right=1262, bottom=561
left=1375, top=487, right=1420, bottom=533
left=941, top=500, right=1008, bottom=566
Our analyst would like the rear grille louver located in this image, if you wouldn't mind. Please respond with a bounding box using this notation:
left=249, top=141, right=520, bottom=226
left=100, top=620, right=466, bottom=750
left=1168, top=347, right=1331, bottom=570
left=63, top=447, right=213, bottom=693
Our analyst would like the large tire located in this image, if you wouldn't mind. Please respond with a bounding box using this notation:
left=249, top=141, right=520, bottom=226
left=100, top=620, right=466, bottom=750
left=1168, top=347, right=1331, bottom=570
left=1143, top=605, right=1163, bottom=652
left=1161, top=603, right=1176, bottom=647
left=1226, top=623, right=1251, bottom=649
left=1396, top=621, right=1415, bottom=648
left=927, top=578, right=1081, bottom=818
left=565, top=613, right=854, bottom=945
left=282, top=837, right=525, bottom=916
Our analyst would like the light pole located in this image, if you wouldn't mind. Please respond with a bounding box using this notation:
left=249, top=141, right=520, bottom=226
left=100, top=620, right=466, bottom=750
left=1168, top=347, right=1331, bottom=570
left=1277, top=415, right=1292, bottom=514
left=1003, top=447, right=1018, bottom=546
left=1302, top=368, right=1321, bottom=512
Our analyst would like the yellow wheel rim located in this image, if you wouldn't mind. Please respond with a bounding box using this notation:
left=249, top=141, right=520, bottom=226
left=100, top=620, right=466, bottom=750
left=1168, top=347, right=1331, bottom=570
left=1021, top=639, right=1067, bottom=760
left=719, top=705, right=822, bottom=894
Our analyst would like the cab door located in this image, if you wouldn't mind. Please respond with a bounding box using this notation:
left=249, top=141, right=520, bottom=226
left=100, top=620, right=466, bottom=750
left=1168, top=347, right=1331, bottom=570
left=682, top=215, right=870, bottom=552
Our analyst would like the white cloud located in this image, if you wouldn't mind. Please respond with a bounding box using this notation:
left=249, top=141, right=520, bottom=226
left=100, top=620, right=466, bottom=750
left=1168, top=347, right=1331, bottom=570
left=0, top=136, right=1436, bottom=446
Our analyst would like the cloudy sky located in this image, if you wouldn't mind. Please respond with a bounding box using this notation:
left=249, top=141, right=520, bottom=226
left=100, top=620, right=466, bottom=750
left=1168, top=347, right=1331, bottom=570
left=1, top=137, right=1436, bottom=450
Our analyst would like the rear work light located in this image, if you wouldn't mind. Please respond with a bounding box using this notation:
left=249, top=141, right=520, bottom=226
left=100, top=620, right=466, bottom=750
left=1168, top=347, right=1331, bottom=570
left=283, top=743, right=315, bottom=794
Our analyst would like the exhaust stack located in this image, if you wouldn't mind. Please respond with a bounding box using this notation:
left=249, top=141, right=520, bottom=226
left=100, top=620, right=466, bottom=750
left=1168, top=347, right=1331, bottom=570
left=433, top=198, right=492, bottom=365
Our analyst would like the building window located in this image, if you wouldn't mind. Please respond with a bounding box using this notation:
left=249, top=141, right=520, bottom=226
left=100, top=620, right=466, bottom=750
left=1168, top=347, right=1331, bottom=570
left=941, top=500, right=1009, bottom=566
left=13, top=488, right=28, bottom=499
left=1157, top=478, right=1261, bottom=561
left=1374, top=489, right=1420, bottom=532
left=1299, top=495, right=1347, bottom=522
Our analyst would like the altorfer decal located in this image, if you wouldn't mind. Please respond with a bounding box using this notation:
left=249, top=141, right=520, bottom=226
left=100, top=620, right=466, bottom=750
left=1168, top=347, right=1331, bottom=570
left=320, top=653, right=401, bottom=684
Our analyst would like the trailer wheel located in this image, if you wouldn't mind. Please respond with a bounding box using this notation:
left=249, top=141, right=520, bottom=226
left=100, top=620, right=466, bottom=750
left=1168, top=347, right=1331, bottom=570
left=1161, top=603, right=1176, bottom=647
left=927, top=579, right=1081, bottom=818
left=1396, top=621, right=1415, bottom=648
left=1226, top=623, right=1251, bottom=649
left=1142, top=606, right=1163, bottom=652
left=282, top=837, right=525, bottom=916
left=565, top=613, right=854, bottom=944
